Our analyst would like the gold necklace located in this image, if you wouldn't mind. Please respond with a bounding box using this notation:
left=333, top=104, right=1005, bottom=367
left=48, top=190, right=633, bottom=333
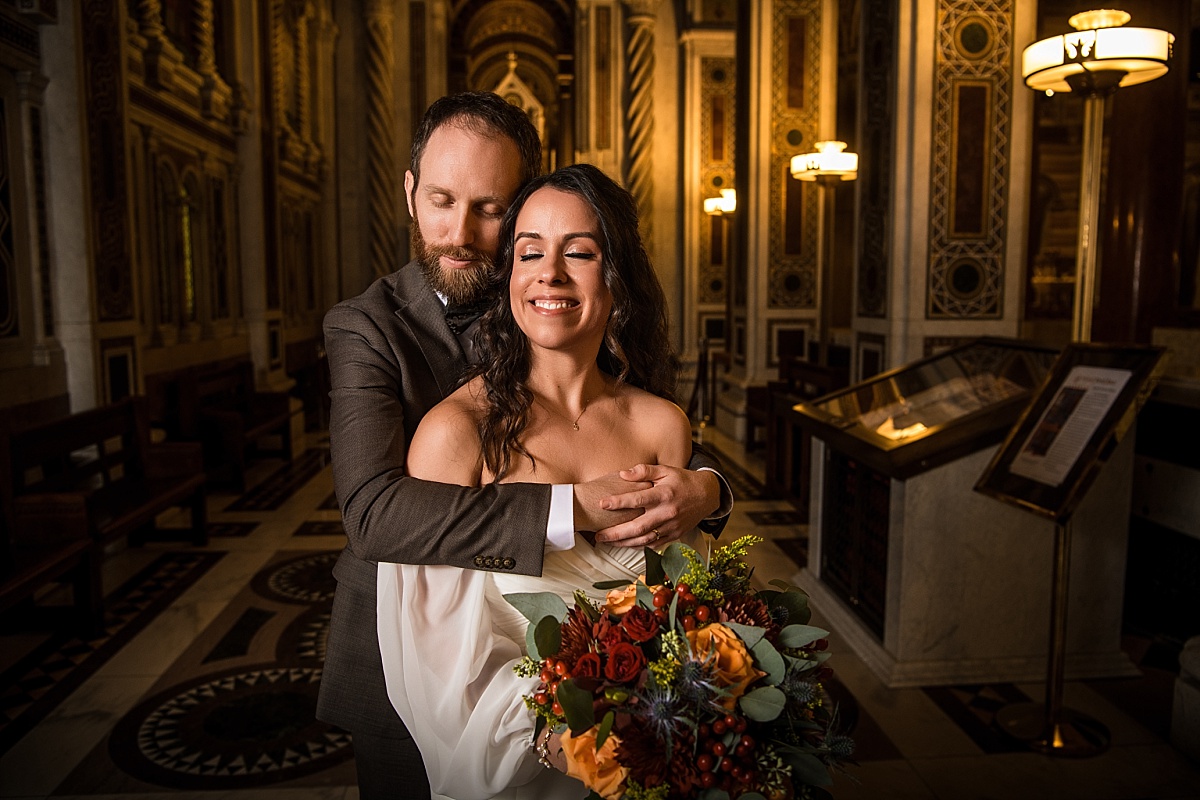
left=536, top=391, right=598, bottom=431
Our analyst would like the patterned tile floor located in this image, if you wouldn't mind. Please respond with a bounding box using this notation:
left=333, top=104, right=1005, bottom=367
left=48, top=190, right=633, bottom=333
left=0, top=428, right=1196, bottom=800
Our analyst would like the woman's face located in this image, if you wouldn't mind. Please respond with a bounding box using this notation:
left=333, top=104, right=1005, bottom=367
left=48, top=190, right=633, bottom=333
left=509, top=186, right=613, bottom=355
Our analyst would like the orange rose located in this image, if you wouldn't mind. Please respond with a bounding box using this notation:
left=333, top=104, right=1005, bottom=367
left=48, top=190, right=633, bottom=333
left=603, top=576, right=662, bottom=617
left=686, top=623, right=766, bottom=710
left=560, top=726, right=630, bottom=800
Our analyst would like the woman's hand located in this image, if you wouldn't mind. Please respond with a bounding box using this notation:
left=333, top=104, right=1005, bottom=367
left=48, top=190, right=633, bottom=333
left=592, top=464, right=720, bottom=547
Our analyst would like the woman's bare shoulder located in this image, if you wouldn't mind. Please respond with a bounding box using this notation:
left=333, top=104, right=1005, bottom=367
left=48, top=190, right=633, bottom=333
left=614, top=384, right=693, bottom=467
left=407, top=378, right=485, bottom=484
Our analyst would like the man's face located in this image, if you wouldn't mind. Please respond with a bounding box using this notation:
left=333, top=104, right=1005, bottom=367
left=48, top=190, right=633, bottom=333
left=405, top=123, right=524, bottom=305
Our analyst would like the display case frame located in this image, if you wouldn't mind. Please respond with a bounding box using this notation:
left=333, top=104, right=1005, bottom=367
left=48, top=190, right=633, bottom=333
left=974, top=343, right=1166, bottom=523
left=792, top=337, right=1059, bottom=479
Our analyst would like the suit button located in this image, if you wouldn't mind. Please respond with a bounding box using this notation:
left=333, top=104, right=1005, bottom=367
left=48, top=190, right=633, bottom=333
left=484, top=556, right=495, bottom=568
left=473, top=555, right=484, bottom=567
left=502, top=558, right=515, bottom=569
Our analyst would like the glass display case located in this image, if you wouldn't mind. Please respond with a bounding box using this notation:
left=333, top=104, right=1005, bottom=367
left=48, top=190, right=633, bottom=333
left=794, top=337, right=1059, bottom=479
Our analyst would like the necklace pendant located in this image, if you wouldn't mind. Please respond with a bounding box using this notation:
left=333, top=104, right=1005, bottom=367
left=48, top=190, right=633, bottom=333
left=572, top=422, right=579, bottom=431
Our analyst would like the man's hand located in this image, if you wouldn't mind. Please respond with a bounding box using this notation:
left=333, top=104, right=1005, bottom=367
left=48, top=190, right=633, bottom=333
left=573, top=471, right=651, bottom=533
left=593, top=465, right=720, bottom=548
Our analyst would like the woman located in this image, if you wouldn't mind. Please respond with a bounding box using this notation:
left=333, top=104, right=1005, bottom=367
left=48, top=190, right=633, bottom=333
left=376, top=164, right=699, bottom=799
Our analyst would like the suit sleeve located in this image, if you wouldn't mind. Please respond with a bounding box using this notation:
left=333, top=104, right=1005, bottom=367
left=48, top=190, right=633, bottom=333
left=324, top=303, right=551, bottom=577
left=689, top=440, right=733, bottom=538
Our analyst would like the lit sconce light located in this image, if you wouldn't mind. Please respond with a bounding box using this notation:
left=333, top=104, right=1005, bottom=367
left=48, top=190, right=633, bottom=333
left=790, top=140, right=859, bottom=182
left=1021, top=9, right=1173, bottom=343
left=703, top=188, right=737, bottom=216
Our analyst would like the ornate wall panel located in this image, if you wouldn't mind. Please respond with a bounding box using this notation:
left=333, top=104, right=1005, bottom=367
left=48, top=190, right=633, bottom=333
left=0, top=99, right=14, bottom=338
left=926, top=0, right=1013, bottom=319
left=856, top=0, right=895, bottom=319
left=29, top=104, right=52, bottom=337
left=768, top=0, right=821, bottom=309
left=698, top=56, right=735, bottom=306
left=83, top=0, right=134, bottom=321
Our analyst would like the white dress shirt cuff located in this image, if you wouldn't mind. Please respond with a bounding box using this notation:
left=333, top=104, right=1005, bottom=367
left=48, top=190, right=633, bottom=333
left=546, top=483, right=576, bottom=551
left=699, top=466, right=734, bottom=519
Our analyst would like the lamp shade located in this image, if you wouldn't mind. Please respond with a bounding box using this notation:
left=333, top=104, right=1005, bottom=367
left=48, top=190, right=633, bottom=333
left=1022, top=9, right=1173, bottom=94
left=703, top=188, right=737, bottom=216
left=790, top=141, right=858, bottom=181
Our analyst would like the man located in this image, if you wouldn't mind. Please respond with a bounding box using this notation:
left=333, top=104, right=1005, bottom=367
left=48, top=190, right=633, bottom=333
left=317, top=92, right=730, bottom=799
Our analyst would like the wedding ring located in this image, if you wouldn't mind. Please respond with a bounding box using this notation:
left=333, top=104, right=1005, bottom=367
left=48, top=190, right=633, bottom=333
left=651, top=528, right=660, bottom=542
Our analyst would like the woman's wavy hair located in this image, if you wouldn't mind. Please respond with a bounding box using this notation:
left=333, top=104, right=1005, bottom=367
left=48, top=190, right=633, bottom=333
left=471, top=163, right=679, bottom=479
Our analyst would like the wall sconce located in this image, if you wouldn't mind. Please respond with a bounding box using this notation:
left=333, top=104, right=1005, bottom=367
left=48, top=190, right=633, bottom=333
left=790, top=141, right=858, bottom=367
left=703, top=188, right=737, bottom=216
left=1022, top=9, right=1173, bottom=343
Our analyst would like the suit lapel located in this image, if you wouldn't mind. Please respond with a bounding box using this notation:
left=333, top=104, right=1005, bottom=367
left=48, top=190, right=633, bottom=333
left=391, top=263, right=469, bottom=398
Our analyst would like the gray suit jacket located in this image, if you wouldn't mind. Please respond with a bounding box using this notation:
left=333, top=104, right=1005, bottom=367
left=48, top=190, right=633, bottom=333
left=316, top=260, right=726, bottom=736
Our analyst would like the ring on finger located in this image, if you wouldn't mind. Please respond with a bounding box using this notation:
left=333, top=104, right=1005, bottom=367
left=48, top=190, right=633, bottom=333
left=650, top=528, right=660, bottom=542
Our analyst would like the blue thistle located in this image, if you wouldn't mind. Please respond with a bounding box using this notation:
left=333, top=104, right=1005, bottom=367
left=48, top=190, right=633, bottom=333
left=676, top=655, right=723, bottom=708
left=825, top=733, right=856, bottom=760
left=781, top=674, right=818, bottom=704
left=637, top=681, right=688, bottom=743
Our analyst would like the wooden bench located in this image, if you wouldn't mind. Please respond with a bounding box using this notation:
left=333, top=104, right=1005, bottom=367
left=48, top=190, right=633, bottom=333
left=0, top=397, right=207, bottom=630
left=3, top=395, right=208, bottom=546
left=174, top=360, right=294, bottom=491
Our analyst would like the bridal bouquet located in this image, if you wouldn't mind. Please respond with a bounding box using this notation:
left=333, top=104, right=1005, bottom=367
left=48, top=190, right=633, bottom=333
left=506, top=535, right=854, bottom=800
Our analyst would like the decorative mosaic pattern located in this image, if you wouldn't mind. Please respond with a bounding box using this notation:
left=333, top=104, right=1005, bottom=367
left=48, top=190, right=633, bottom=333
left=768, top=0, right=822, bottom=309
left=699, top=56, right=736, bottom=306
left=251, top=550, right=338, bottom=604
left=0, top=552, right=224, bottom=755
left=857, top=0, right=897, bottom=319
left=927, top=0, right=1013, bottom=319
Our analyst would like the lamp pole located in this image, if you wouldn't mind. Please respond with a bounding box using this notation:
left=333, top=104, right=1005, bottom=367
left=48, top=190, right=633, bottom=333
left=790, top=141, right=857, bottom=367
left=1021, top=8, right=1173, bottom=342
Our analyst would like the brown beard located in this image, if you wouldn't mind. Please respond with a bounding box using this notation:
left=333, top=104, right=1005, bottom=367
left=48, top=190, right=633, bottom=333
left=410, top=216, right=496, bottom=306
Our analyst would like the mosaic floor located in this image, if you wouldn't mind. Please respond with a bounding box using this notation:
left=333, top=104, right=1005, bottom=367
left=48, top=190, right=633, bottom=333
left=0, top=429, right=1197, bottom=800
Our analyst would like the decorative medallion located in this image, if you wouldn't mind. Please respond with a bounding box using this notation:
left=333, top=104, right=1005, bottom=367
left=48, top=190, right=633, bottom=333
left=251, top=550, right=338, bottom=604
left=110, top=665, right=351, bottom=789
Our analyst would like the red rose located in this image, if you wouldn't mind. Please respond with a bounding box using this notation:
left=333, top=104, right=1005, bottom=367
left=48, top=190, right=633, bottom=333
left=595, top=616, right=630, bottom=648
left=574, top=652, right=602, bottom=679
left=621, top=605, right=660, bottom=643
left=604, top=641, right=646, bottom=683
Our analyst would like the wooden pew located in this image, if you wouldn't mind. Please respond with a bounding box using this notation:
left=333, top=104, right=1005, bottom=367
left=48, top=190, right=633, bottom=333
left=172, top=360, right=294, bottom=491
left=0, top=397, right=207, bottom=630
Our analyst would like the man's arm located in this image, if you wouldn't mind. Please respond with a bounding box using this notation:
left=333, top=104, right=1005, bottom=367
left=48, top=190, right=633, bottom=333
left=326, top=302, right=551, bottom=577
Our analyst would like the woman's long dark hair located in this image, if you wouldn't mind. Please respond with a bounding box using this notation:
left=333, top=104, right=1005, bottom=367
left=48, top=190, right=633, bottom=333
left=471, top=163, right=679, bottom=479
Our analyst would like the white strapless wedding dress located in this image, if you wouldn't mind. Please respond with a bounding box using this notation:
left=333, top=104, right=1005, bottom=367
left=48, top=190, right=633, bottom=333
left=377, top=534, right=706, bottom=800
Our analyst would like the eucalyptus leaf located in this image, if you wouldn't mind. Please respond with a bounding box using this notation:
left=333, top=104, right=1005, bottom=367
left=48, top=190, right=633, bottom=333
left=645, top=547, right=665, bottom=585
left=722, top=621, right=766, bottom=650
left=592, top=578, right=633, bottom=590
left=662, top=542, right=690, bottom=585
left=697, top=790, right=731, bottom=800
left=751, top=637, right=786, bottom=684
left=778, top=624, right=829, bottom=649
left=768, top=588, right=812, bottom=625
left=532, top=615, right=561, bottom=661
left=769, top=578, right=806, bottom=594
left=776, top=747, right=833, bottom=787
left=503, top=592, right=569, bottom=625
left=556, top=679, right=596, bottom=734
left=736, top=794, right=768, bottom=800
left=669, top=590, right=680, bottom=631
left=739, top=685, right=786, bottom=721
left=595, top=710, right=615, bottom=751
left=636, top=581, right=655, bottom=610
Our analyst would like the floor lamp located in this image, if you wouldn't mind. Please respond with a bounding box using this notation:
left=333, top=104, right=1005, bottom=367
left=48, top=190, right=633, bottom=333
left=1022, top=8, right=1174, bottom=343
left=790, top=141, right=857, bottom=367
left=994, top=9, right=1174, bottom=757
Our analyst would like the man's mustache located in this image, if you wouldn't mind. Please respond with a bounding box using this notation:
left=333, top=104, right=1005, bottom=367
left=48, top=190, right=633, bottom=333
left=424, top=244, right=492, bottom=266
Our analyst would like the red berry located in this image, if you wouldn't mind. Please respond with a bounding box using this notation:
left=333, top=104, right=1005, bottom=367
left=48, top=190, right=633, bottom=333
left=712, top=720, right=727, bottom=735
left=700, top=772, right=717, bottom=788
left=711, top=741, right=727, bottom=757
left=814, top=638, right=829, bottom=651
left=720, top=757, right=734, bottom=772
left=698, top=723, right=711, bottom=737
left=683, top=592, right=698, bottom=606
left=697, top=754, right=714, bottom=772
left=695, top=605, right=711, bottom=622
left=735, top=744, right=750, bottom=758
left=724, top=714, right=738, bottom=728
left=534, top=691, right=549, bottom=705
left=740, top=734, right=755, bottom=749
left=552, top=701, right=563, bottom=715
left=675, top=583, right=690, bottom=596
left=554, top=661, right=568, bottom=676
left=734, top=717, right=748, bottom=733
left=683, top=615, right=697, bottom=632
left=653, top=589, right=671, bottom=608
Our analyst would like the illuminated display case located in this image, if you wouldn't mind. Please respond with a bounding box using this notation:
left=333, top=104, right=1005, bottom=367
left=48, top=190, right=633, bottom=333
left=792, top=338, right=1058, bottom=479
left=793, top=339, right=1140, bottom=688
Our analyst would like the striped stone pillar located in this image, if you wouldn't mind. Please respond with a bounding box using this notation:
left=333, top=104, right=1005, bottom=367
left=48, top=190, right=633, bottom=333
left=623, top=0, right=658, bottom=247
left=366, top=0, right=401, bottom=279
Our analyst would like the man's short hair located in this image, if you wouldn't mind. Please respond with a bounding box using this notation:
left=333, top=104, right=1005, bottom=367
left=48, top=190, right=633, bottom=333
left=410, top=92, right=543, bottom=188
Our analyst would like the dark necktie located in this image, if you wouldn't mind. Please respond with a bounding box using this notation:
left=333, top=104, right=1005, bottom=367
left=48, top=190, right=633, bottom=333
left=444, top=300, right=489, bottom=335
